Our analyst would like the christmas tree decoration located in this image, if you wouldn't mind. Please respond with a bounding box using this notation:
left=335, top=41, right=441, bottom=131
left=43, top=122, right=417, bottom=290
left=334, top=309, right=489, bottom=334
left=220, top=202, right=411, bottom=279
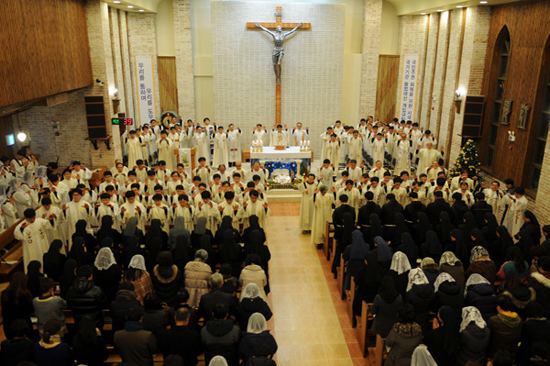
left=450, top=139, right=481, bottom=178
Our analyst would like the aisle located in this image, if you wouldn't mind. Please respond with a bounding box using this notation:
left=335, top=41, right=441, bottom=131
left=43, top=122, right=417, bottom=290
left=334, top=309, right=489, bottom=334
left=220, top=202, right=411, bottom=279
left=266, top=203, right=366, bottom=365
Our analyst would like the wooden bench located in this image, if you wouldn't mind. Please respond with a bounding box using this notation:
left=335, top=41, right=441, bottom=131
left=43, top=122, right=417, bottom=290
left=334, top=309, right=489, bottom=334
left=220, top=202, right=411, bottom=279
left=0, top=217, right=25, bottom=281
left=346, top=279, right=356, bottom=324
left=322, top=221, right=334, bottom=260
left=357, top=302, right=374, bottom=358
left=369, top=334, right=388, bottom=366
left=336, top=254, right=346, bottom=300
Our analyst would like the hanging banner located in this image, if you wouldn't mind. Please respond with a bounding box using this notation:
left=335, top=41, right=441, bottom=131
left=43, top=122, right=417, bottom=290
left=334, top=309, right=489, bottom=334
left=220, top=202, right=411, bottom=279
left=134, top=55, right=157, bottom=127
left=398, top=54, right=419, bottom=122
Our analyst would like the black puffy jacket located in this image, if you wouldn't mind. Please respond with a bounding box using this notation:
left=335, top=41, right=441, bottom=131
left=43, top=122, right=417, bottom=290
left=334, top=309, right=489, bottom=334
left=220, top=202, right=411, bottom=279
left=66, top=277, right=107, bottom=323
left=465, top=283, right=497, bottom=321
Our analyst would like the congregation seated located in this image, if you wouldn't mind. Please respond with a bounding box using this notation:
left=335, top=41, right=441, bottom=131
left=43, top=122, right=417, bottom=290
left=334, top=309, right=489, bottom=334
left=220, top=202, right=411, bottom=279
left=237, top=283, right=273, bottom=332
left=405, top=268, right=435, bottom=334
left=384, top=304, right=423, bottom=366
left=198, top=273, right=237, bottom=322
left=109, top=281, right=143, bottom=332
left=142, top=292, right=171, bottom=338
left=92, top=247, right=122, bottom=302
left=372, top=276, right=403, bottom=338
left=151, top=251, right=184, bottom=306
left=159, top=307, right=202, bottom=366
left=486, top=295, right=523, bottom=359
left=500, top=271, right=535, bottom=318
left=201, top=303, right=241, bottom=366
left=464, top=273, right=497, bottom=321
left=457, top=306, right=490, bottom=366
left=42, top=240, right=66, bottom=283
left=123, top=254, right=154, bottom=305
left=66, top=264, right=107, bottom=328
left=32, top=278, right=67, bottom=337
left=1, top=272, right=34, bottom=339
left=240, top=254, right=268, bottom=299
left=114, top=306, right=157, bottom=366
left=34, top=319, right=73, bottom=366
left=238, top=313, right=277, bottom=363
left=0, top=319, right=35, bottom=366
left=185, top=249, right=213, bottom=308
left=72, top=315, right=109, bottom=366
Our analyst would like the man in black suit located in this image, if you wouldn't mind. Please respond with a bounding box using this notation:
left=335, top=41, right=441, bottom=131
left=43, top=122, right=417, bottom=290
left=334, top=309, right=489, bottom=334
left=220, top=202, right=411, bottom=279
left=358, top=191, right=381, bottom=237
left=381, top=193, right=404, bottom=238
left=470, top=192, right=494, bottom=227
left=450, top=191, right=469, bottom=226
left=332, top=194, right=356, bottom=277
left=404, top=191, right=426, bottom=227
left=159, top=308, right=202, bottom=366
left=426, top=190, right=451, bottom=227
left=198, top=273, right=237, bottom=322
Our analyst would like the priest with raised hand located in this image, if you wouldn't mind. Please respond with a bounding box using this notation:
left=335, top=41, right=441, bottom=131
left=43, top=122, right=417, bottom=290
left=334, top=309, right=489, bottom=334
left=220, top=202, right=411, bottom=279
left=62, top=188, right=93, bottom=250
left=415, top=143, right=443, bottom=177
left=242, top=189, right=271, bottom=229
left=270, top=124, right=289, bottom=147
left=226, top=124, right=242, bottom=167
left=298, top=173, right=319, bottom=234
left=15, top=208, right=51, bottom=272
left=292, top=122, right=309, bottom=146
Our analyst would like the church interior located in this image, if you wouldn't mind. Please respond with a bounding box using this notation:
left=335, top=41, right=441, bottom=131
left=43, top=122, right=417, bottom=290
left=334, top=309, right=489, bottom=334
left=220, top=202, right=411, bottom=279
left=1, top=0, right=550, bottom=365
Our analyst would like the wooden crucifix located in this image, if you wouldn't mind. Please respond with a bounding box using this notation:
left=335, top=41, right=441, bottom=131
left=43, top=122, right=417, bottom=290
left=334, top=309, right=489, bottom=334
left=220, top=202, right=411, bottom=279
left=247, top=6, right=311, bottom=126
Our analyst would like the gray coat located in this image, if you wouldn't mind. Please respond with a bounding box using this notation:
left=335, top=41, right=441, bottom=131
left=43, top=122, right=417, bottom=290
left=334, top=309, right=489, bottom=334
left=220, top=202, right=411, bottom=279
left=384, top=323, right=423, bottom=366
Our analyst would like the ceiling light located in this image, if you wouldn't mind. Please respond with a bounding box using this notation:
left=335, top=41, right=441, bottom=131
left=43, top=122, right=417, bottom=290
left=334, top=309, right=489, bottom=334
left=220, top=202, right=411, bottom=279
left=113, top=1, right=120, bottom=3
left=457, top=5, right=464, bottom=8
left=480, top=1, right=488, bottom=3
left=421, top=12, right=426, bottom=15
left=127, top=5, right=134, bottom=8
left=139, top=9, right=144, bottom=12
left=17, top=132, right=27, bottom=142
left=437, top=9, right=444, bottom=12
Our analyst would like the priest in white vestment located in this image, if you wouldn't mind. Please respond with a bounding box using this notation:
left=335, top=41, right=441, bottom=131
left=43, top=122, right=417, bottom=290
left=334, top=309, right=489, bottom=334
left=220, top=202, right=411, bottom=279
left=15, top=208, right=52, bottom=272
left=310, top=185, right=335, bottom=246
left=298, top=174, right=319, bottom=233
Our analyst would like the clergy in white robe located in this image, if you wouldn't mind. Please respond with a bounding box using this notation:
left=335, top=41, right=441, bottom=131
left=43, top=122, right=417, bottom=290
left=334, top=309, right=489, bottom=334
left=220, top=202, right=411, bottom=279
left=249, top=163, right=268, bottom=184
left=147, top=193, right=171, bottom=233
left=120, top=191, right=146, bottom=232
left=310, top=186, right=335, bottom=246
left=348, top=131, right=363, bottom=163
left=483, top=181, right=505, bottom=218
left=226, top=125, right=242, bottom=164
left=125, top=131, right=144, bottom=169
left=320, top=127, right=335, bottom=161
left=193, top=161, right=211, bottom=185
left=217, top=191, right=243, bottom=230
left=49, top=174, right=70, bottom=208
left=194, top=127, right=210, bottom=164
left=252, top=125, right=269, bottom=146
left=36, top=198, right=65, bottom=249
left=292, top=123, right=309, bottom=146
left=8, top=179, right=32, bottom=218
left=270, top=125, right=289, bottom=147
left=63, top=189, right=93, bottom=250
left=371, top=134, right=386, bottom=166
left=173, top=194, right=195, bottom=232
left=15, top=209, right=51, bottom=272
left=96, top=193, right=121, bottom=231
left=507, top=188, right=529, bottom=237
left=212, top=128, right=229, bottom=167
left=394, top=135, right=412, bottom=175
left=336, top=182, right=361, bottom=216
left=326, top=135, right=340, bottom=168
left=242, top=190, right=271, bottom=229
left=157, top=131, right=175, bottom=171
left=317, top=162, right=336, bottom=190
left=195, top=191, right=220, bottom=234
left=10, top=151, right=28, bottom=179
left=298, top=175, right=318, bottom=232
left=416, top=143, right=443, bottom=176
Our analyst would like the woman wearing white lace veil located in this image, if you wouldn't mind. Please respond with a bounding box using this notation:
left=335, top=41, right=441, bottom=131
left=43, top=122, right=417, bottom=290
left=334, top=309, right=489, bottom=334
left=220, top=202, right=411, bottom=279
left=239, top=312, right=278, bottom=363
left=457, top=306, right=490, bottom=366
left=439, top=251, right=465, bottom=293
left=208, top=356, right=229, bottom=366
left=93, top=247, right=122, bottom=301
left=123, top=254, right=153, bottom=305
left=463, top=273, right=497, bottom=321
left=238, top=282, right=269, bottom=325
left=405, top=268, right=435, bottom=334
left=434, top=272, right=464, bottom=318
left=411, top=346, right=437, bottom=366
left=389, top=251, right=412, bottom=298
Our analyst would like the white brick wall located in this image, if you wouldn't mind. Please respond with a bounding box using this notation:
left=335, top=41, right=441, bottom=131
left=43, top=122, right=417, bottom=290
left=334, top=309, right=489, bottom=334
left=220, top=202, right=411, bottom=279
left=359, top=0, right=382, bottom=119
left=173, top=0, right=195, bottom=120
left=211, top=1, right=345, bottom=156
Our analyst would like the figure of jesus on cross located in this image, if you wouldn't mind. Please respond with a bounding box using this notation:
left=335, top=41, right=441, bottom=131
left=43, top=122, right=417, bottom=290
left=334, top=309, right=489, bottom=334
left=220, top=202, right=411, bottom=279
left=247, top=6, right=311, bottom=124
left=255, top=22, right=303, bottom=85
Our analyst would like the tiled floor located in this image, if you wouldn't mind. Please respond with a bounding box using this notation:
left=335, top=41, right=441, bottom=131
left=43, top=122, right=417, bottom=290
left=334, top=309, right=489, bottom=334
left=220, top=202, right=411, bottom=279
left=267, top=203, right=369, bottom=366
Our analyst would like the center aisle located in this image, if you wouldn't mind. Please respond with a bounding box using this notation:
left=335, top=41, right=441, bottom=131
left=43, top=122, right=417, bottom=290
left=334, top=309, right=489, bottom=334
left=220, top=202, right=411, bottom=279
left=266, top=202, right=366, bottom=365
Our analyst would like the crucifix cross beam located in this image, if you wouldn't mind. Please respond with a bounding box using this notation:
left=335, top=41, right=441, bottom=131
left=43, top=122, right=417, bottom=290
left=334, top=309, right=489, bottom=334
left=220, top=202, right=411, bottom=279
left=247, top=6, right=311, bottom=126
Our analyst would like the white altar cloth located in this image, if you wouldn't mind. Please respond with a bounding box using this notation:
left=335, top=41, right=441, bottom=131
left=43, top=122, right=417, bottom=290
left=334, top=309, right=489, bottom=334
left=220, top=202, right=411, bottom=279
left=250, top=146, right=312, bottom=160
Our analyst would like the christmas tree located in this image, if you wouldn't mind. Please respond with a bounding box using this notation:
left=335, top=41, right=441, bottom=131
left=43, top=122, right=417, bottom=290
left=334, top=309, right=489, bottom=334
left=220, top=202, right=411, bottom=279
left=449, top=139, right=481, bottom=178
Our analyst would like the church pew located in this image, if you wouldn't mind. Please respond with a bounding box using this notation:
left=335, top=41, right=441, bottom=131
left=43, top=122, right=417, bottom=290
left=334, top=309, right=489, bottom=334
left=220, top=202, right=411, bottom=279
left=346, top=279, right=356, bottom=323
left=357, top=302, right=374, bottom=358
left=368, top=334, right=388, bottom=366
left=322, top=221, right=334, bottom=260
left=0, top=217, right=25, bottom=281
left=336, top=254, right=346, bottom=300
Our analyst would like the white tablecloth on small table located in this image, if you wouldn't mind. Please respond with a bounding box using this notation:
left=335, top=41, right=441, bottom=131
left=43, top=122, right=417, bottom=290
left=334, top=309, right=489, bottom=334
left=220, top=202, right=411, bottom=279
left=250, top=146, right=312, bottom=160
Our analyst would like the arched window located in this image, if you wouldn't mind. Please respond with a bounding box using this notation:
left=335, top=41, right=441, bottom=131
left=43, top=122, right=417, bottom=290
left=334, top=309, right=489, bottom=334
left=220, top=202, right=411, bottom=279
left=527, top=37, right=550, bottom=189
left=486, top=28, right=511, bottom=168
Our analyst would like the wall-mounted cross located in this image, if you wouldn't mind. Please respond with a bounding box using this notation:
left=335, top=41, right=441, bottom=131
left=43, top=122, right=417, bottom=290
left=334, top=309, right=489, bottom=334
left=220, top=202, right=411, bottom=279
left=247, top=6, right=311, bottom=126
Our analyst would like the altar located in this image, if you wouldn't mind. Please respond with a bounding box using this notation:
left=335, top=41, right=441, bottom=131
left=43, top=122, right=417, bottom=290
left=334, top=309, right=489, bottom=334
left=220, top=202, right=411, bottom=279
left=250, top=146, right=312, bottom=176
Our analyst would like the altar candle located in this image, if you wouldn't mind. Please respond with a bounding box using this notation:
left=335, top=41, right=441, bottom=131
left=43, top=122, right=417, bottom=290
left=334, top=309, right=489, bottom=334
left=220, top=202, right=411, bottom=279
left=307, top=140, right=310, bottom=148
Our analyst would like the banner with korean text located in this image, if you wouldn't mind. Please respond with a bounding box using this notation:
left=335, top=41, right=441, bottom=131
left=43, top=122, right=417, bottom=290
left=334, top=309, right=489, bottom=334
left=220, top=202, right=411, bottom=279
left=134, top=55, right=157, bottom=127
left=398, top=54, right=419, bottom=122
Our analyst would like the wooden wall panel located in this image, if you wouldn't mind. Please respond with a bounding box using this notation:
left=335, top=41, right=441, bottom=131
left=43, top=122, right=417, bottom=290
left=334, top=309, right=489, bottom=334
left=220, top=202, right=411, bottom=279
left=0, top=0, right=93, bottom=108
left=158, top=57, right=178, bottom=114
left=479, top=1, right=550, bottom=186
left=376, top=55, right=399, bottom=123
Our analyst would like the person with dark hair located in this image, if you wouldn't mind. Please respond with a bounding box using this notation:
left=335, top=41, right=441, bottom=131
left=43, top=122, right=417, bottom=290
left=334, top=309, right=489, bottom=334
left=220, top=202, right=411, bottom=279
left=372, top=276, right=403, bottom=338
left=172, top=289, right=200, bottom=331
left=1, top=272, right=34, bottom=339
left=71, top=219, right=97, bottom=253
left=114, top=306, right=157, bottom=366
left=150, top=251, right=183, bottom=306
left=201, top=303, right=240, bottom=366
left=59, top=259, right=77, bottom=299
left=32, top=278, right=67, bottom=337
left=424, top=306, right=459, bottom=366
left=542, top=225, right=550, bottom=254
left=487, top=295, right=523, bottom=358
left=498, top=246, right=529, bottom=280
left=528, top=256, right=550, bottom=317
left=529, top=245, right=548, bottom=276
left=450, top=191, right=470, bottom=227
left=470, top=192, right=493, bottom=228
left=516, top=210, right=541, bottom=252
left=191, top=216, right=215, bottom=255
left=218, top=223, right=243, bottom=278
left=421, top=231, right=443, bottom=264
left=397, top=233, right=418, bottom=269
left=42, top=240, right=66, bottom=282
left=426, top=190, right=451, bottom=227
left=413, top=211, right=432, bottom=246
left=381, top=193, right=404, bottom=237
left=110, top=282, right=143, bottom=333
left=66, top=264, right=107, bottom=328
left=184, top=249, right=213, bottom=308
left=515, top=302, right=550, bottom=366
left=142, top=292, right=171, bottom=337
left=492, top=349, right=514, bottom=366
left=0, top=319, right=35, bottom=366
left=72, top=315, right=108, bottom=366
left=33, top=319, right=72, bottom=366
left=159, top=307, right=202, bottom=366
left=457, top=307, right=490, bottom=366
left=492, top=225, right=515, bottom=269
left=464, top=274, right=497, bottom=321
left=385, top=304, right=423, bottom=366
left=437, top=211, right=454, bottom=248
left=219, top=263, right=238, bottom=296
left=240, top=254, right=268, bottom=299
left=26, top=260, right=44, bottom=299
left=93, top=247, right=122, bottom=302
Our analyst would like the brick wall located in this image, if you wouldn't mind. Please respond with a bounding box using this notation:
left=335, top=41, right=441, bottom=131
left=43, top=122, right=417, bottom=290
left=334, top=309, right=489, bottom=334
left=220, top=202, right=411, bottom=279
left=359, top=0, right=382, bottom=118
left=17, top=90, right=92, bottom=167
left=173, top=0, right=195, bottom=120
